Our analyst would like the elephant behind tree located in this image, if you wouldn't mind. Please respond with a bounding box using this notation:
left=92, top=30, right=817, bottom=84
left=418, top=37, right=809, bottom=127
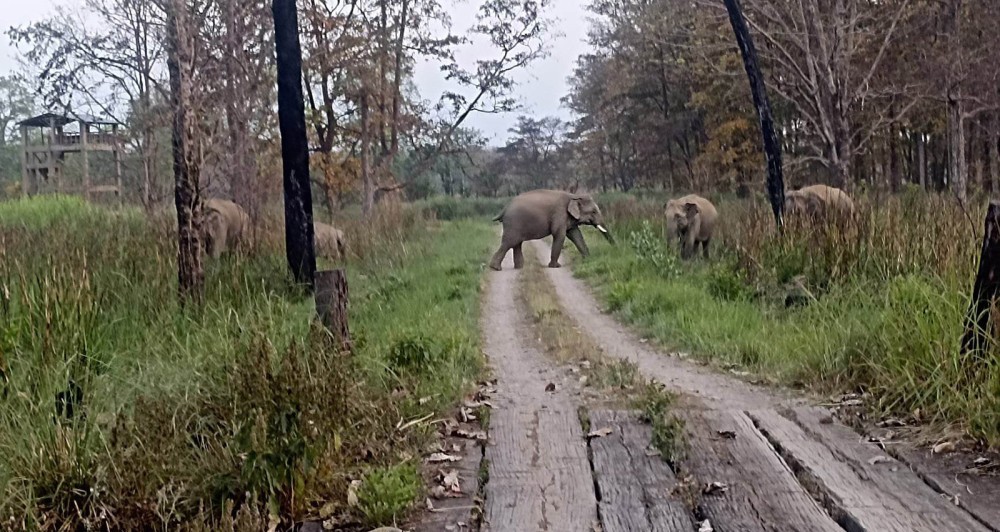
left=664, top=194, right=718, bottom=259
left=785, top=184, right=855, bottom=219
left=314, top=222, right=347, bottom=260
left=489, top=189, right=613, bottom=271
left=202, top=198, right=252, bottom=258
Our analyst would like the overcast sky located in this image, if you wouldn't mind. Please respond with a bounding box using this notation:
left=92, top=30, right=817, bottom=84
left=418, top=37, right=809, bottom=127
left=0, top=0, right=589, bottom=145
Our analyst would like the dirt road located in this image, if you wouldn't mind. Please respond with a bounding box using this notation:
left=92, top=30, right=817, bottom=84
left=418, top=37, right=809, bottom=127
left=472, top=237, right=1000, bottom=532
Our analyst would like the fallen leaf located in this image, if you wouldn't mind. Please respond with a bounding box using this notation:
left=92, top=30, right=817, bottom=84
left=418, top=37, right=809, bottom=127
left=867, top=455, right=891, bottom=466
left=587, top=427, right=613, bottom=439
left=933, top=441, right=956, bottom=454
left=703, top=481, right=729, bottom=496
left=545, top=382, right=556, bottom=392
left=698, top=519, right=714, bottom=532
left=427, top=453, right=463, bottom=463
left=453, top=428, right=487, bottom=441
left=716, top=430, right=737, bottom=439
left=347, top=479, right=362, bottom=507
left=319, top=501, right=337, bottom=519
left=440, top=469, right=461, bottom=493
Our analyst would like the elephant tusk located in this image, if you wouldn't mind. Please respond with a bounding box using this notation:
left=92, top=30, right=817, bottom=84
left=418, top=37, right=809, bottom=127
left=597, top=225, right=608, bottom=234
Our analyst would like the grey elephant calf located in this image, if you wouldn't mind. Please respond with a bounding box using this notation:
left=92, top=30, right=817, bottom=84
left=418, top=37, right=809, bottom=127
left=202, top=198, right=252, bottom=258
left=314, top=222, right=347, bottom=260
left=489, top=189, right=612, bottom=271
left=664, top=194, right=718, bottom=259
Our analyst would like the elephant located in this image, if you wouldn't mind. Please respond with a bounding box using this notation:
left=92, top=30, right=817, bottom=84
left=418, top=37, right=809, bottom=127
left=784, top=184, right=855, bottom=219
left=489, top=189, right=613, bottom=271
left=664, top=194, right=718, bottom=259
left=314, top=222, right=347, bottom=260
left=202, top=198, right=252, bottom=258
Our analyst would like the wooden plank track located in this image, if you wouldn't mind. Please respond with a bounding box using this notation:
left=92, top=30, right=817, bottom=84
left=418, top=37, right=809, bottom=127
left=680, top=409, right=841, bottom=532
left=749, top=407, right=991, bottom=532
left=480, top=252, right=598, bottom=532
left=588, top=409, right=692, bottom=532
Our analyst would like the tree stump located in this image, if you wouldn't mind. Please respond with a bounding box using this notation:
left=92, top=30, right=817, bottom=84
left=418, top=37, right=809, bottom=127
left=961, top=201, right=1000, bottom=361
left=315, top=269, right=352, bottom=353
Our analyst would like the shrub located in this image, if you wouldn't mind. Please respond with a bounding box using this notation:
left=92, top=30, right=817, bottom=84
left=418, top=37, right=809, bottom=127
left=357, top=464, right=421, bottom=526
left=627, top=220, right=679, bottom=278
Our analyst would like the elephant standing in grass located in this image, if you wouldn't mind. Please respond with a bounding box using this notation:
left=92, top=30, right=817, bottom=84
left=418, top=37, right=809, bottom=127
left=785, top=184, right=855, bottom=219
left=489, top=190, right=613, bottom=271
left=664, top=194, right=718, bottom=259
left=202, top=199, right=252, bottom=258
left=314, top=222, right=346, bottom=260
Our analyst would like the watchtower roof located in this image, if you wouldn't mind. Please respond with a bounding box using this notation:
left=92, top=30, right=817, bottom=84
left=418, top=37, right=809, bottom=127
left=17, top=112, right=118, bottom=128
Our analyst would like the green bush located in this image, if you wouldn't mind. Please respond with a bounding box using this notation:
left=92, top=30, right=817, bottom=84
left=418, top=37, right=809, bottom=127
left=357, top=464, right=421, bottom=526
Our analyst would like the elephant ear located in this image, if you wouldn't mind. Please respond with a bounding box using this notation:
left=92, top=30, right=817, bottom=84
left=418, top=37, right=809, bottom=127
left=567, top=198, right=582, bottom=220
left=683, top=202, right=700, bottom=219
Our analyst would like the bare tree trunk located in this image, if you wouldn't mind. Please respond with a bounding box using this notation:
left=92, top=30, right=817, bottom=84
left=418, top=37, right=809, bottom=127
left=166, top=0, right=204, bottom=302
left=360, top=92, right=375, bottom=216
left=961, top=201, right=1000, bottom=366
left=990, top=115, right=1000, bottom=194
left=273, top=0, right=316, bottom=288
left=723, top=0, right=785, bottom=230
left=948, top=95, right=968, bottom=203
left=889, top=122, right=901, bottom=193
left=918, top=133, right=927, bottom=189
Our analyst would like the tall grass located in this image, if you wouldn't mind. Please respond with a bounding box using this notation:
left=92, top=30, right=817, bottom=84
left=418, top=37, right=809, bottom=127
left=578, top=191, right=1000, bottom=444
left=0, top=195, right=491, bottom=529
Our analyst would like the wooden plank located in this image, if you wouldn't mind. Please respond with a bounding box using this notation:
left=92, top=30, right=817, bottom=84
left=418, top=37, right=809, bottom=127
left=680, top=409, right=841, bottom=532
left=413, top=434, right=483, bottom=532
left=749, top=407, right=990, bottom=532
left=480, top=251, right=598, bottom=531
left=893, top=444, right=1000, bottom=530
left=589, top=409, right=692, bottom=532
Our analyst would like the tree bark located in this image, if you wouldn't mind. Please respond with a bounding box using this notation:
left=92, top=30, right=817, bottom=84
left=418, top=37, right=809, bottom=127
left=315, top=269, right=353, bottom=354
left=723, top=0, right=785, bottom=230
left=273, top=0, right=316, bottom=288
left=166, top=0, right=204, bottom=302
left=961, top=202, right=1000, bottom=365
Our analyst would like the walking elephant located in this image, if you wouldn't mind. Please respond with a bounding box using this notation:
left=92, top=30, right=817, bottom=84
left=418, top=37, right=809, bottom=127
left=664, top=194, right=718, bottom=259
left=489, top=189, right=613, bottom=271
left=202, top=198, right=252, bottom=258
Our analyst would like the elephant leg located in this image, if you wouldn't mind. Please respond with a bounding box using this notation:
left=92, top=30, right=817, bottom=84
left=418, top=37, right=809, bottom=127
left=513, top=244, right=525, bottom=269
left=549, top=233, right=566, bottom=268
left=702, top=238, right=711, bottom=260
left=489, top=243, right=510, bottom=271
left=567, top=227, right=590, bottom=258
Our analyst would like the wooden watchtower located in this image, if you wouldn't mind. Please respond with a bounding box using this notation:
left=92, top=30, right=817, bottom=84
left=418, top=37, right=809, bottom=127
left=19, top=112, right=123, bottom=200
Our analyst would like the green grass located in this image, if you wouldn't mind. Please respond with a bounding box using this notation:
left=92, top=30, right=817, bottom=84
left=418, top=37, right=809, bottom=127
left=0, top=195, right=493, bottom=529
left=576, top=192, right=1000, bottom=445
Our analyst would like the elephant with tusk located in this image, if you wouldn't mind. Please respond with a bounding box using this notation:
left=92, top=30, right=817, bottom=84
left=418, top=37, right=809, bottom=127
left=489, top=189, right=613, bottom=271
